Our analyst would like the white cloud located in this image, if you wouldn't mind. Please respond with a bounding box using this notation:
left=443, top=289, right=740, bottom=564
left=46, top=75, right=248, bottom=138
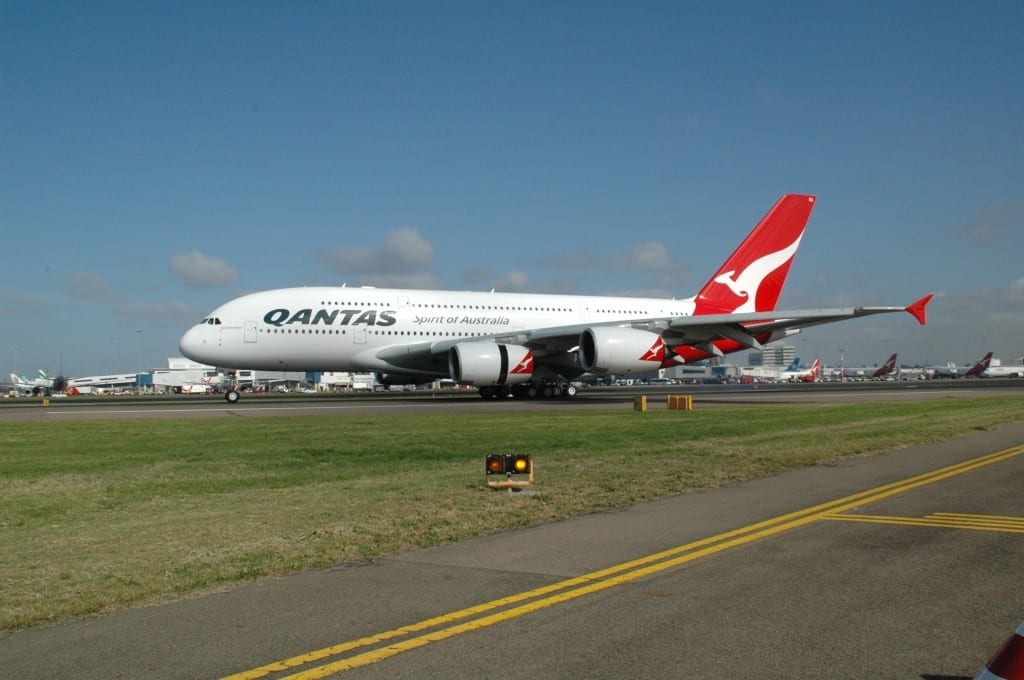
left=315, top=227, right=436, bottom=285
left=956, top=201, right=1024, bottom=245
left=1011, top=276, right=1024, bottom=301
left=0, top=290, right=51, bottom=318
left=351, top=272, right=442, bottom=289
left=459, top=267, right=529, bottom=292
left=615, top=241, right=673, bottom=270
left=66, top=271, right=110, bottom=301
left=545, top=241, right=679, bottom=273
left=169, top=251, right=238, bottom=288
left=117, top=301, right=196, bottom=327
left=541, top=249, right=605, bottom=270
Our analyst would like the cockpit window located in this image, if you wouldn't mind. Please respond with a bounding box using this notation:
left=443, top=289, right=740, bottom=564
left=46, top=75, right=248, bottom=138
left=200, top=318, right=223, bottom=325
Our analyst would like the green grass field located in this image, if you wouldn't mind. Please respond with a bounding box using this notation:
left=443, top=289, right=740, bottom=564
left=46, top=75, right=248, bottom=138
left=2, top=395, right=1022, bottom=631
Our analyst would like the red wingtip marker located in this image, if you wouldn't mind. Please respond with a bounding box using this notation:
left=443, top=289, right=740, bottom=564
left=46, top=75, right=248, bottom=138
left=906, top=294, right=933, bottom=326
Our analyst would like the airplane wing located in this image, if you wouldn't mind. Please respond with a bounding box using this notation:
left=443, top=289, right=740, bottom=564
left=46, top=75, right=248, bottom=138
left=658, top=295, right=931, bottom=350
left=522, top=295, right=931, bottom=357
left=374, top=295, right=933, bottom=375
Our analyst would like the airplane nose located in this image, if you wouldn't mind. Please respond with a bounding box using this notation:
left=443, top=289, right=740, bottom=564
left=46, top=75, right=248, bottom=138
left=179, top=325, right=209, bottom=362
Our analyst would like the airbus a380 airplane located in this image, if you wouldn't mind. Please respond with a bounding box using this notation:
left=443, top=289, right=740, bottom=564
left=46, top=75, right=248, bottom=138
left=179, top=195, right=933, bottom=403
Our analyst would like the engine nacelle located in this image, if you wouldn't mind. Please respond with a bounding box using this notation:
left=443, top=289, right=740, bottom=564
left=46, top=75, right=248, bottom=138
left=579, top=327, right=665, bottom=374
left=449, top=342, right=534, bottom=386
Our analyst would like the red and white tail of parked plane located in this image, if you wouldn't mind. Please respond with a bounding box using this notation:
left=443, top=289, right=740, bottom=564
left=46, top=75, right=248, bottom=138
left=961, top=351, right=1024, bottom=378
left=873, top=353, right=898, bottom=378
left=962, top=352, right=993, bottom=378
left=179, top=194, right=933, bottom=402
left=798, top=358, right=822, bottom=383
left=781, top=357, right=821, bottom=382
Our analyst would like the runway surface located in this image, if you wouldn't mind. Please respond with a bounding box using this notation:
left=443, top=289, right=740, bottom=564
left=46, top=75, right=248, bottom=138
left=1, top=407, right=1021, bottom=677
left=2, top=379, right=1023, bottom=421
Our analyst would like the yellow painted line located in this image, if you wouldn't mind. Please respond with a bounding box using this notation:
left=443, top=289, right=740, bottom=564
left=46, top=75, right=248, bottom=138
left=823, top=513, right=1024, bottom=533
left=932, top=512, right=1024, bottom=528
left=223, top=443, right=1024, bottom=680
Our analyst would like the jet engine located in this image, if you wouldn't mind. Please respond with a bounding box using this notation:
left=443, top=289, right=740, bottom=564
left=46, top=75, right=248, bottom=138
left=579, top=327, right=665, bottom=374
left=449, top=342, right=534, bottom=386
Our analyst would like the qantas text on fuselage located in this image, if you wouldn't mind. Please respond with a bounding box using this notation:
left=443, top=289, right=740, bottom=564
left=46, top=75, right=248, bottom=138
left=262, top=307, right=514, bottom=329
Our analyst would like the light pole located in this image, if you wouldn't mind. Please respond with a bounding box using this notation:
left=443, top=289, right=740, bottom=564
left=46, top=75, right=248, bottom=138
left=136, top=330, right=142, bottom=375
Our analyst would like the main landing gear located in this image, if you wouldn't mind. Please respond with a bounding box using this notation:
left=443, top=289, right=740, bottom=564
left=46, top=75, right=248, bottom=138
left=477, top=382, right=579, bottom=400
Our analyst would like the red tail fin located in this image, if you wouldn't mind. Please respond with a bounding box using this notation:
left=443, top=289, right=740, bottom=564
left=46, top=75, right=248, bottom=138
left=873, top=353, right=898, bottom=377
left=694, top=194, right=816, bottom=315
left=801, top=358, right=821, bottom=382
left=964, top=352, right=993, bottom=377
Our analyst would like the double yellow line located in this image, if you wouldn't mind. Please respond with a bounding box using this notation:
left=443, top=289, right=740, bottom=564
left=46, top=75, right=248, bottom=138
left=826, top=511, right=1024, bottom=533
left=225, top=443, right=1024, bottom=680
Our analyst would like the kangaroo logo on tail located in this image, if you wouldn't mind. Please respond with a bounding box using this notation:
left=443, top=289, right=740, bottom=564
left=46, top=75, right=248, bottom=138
left=694, top=194, right=816, bottom=315
left=709, top=236, right=803, bottom=314
left=963, top=352, right=993, bottom=378
left=874, top=353, right=898, bottom=377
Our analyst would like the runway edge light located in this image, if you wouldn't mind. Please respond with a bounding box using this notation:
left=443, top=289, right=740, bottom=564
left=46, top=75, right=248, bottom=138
left=485, top=453, right=533, bottom=488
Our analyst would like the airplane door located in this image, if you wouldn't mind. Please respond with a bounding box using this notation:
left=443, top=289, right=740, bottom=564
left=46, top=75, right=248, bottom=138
left=353, top=328, right=367, bottom=345
left=244, top=321, right=258, bottom=343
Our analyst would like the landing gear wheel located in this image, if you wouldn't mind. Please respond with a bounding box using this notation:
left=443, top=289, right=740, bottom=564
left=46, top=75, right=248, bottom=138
left=565, top=384, right=577, bottom=398
left=225, top=389, right=240, bottom=404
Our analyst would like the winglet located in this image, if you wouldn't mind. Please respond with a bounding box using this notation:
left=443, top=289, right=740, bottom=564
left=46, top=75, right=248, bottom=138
left=905, top=294, right=933, bottom=326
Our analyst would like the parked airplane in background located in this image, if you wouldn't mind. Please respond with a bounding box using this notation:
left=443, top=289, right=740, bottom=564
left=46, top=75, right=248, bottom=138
left=801, top=358, right=822, bottom=383
left=179, top=194, right=933, bottom=403
left=64, top=373, right=139, bottom=393
left=926, top=362, right=959, bottom=378
left=781, top=357, right=820, bottom=382
left=983, top=360, right=1024, bottom=378
left=8, top=374, right=36, bottom=396
left=963, top=352, right=1024, bottom=378
left=962, top=352, right=992, bottom=378
left=9, top=371, right=57, bottom=396
left=872, top=352, right=899, bottom=379
left=842, top=353, right=899, bottom=380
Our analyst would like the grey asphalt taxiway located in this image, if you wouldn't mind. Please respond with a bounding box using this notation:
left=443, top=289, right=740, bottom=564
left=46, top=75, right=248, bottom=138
left=2, top=412, right=1021, bottom=677
left=2, top=379, right=1022, bottom=421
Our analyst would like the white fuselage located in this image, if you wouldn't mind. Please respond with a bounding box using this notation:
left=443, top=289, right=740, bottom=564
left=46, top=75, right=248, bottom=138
left=179, top=286, right=698, bottom=373
left=982, top=365, right=1024, bottom=378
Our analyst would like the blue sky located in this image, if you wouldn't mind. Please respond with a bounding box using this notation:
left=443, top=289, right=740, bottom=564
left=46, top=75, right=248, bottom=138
left=2, top=1, right=1022, bottom=377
